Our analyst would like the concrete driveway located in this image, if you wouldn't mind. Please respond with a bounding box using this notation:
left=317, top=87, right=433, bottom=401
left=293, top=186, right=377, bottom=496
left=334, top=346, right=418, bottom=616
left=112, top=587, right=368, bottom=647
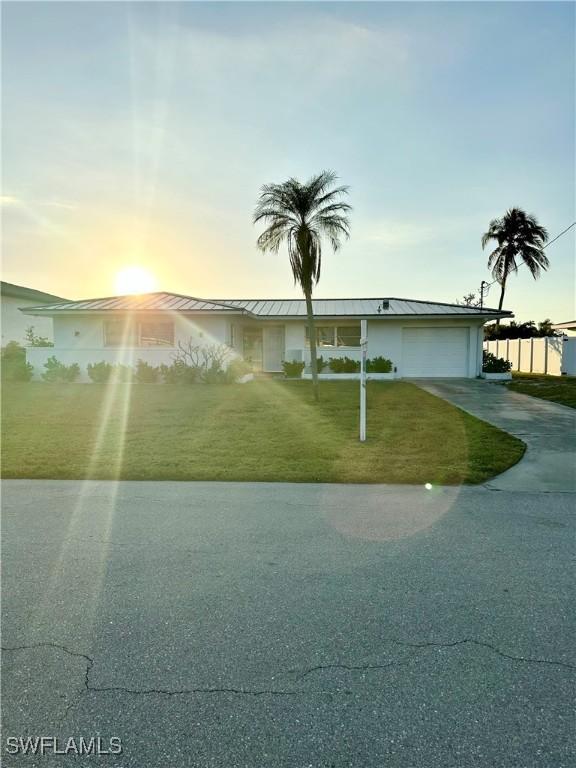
left=415, top=379, right=576, bottom=492
left=2, top=480, right=574, bottom=768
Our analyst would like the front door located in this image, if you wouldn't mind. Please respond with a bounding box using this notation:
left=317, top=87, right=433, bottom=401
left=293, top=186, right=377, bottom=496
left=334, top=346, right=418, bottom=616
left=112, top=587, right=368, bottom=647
left=243, top=329, right=263, bottom=371
left=263, top=325, right=285, bottom=372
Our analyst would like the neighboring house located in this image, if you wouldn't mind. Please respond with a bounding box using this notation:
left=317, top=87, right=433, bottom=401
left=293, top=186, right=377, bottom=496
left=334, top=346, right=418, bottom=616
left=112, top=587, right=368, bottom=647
left=1, top=281, right=68, bottom=346
left=552, top=320, right=576, bottom=338
left=21, top=291, right=511, bottom=381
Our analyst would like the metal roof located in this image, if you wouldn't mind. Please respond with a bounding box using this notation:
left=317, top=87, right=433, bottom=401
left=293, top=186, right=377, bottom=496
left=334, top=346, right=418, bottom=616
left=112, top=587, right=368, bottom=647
left=218, top=297, right=509, bottom=317
left=21, top=292, right=242, bottom=314
left=21, top=291, right=512, bottom=318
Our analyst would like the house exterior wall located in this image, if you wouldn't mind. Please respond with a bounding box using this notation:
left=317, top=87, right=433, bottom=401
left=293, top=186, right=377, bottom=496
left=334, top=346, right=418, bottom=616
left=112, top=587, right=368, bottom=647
left=26, top=313, right=235, bottom=381
left=1, top=296, right=55, bottom=346
left=484, top=337, right=576, bottom=376
left=291, top=318, right=483, bottom=377
left=25, top=312, right=487, bottom=380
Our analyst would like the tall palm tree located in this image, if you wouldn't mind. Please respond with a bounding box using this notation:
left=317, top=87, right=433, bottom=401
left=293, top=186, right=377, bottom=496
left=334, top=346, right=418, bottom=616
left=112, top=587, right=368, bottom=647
left=481, top=208, right=549, bottom=320
left=254, top=170, right=351, bottom=401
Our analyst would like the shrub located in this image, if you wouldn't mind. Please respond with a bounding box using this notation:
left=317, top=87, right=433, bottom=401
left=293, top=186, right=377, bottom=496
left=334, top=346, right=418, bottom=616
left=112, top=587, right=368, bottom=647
left=25, top=326, right=54, bottom=347
left=87, top=361, right=115, bottom=383
left=42, top=356, right=80, bottom=383
left=134, top=359, right=160, bottom=383
left=317, top=355, right=328, bottom=372
left=328, top=356, right=360, bottom=373
left=1, top=342, right=34, bottom=382
left=173, top=340, right=233, bottom=384
left=86, top=362, right=133, bottom=383
left=202, top=359, right=227, bottom=384
left=366, top=356, right=393, bottom=373
left=160, top=360, right=199, bottom=385
left=483, top=351, right=512, bottom=373
left=115, top=364, right=134, bottom=383
left=225, top=357, right=252, bottom=383
left=283, top=360, right=305, bottom=378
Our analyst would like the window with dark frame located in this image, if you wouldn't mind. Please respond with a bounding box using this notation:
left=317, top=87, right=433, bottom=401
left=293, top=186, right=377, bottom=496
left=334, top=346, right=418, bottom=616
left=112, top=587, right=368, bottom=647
left=103, top=319, right=131, bottom=347
left=139, top=321, right=174, bottom=347
left=305, top=323, right=361, bottom=348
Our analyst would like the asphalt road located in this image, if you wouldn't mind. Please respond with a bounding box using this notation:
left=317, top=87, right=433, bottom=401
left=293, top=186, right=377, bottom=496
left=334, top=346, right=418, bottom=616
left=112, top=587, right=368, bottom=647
left=2, top=480, right=574, bottom=768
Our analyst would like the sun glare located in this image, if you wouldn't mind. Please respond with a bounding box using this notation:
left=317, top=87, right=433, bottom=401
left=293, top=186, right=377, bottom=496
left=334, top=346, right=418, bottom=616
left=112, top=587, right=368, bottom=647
left=115, top=266, right=157, bottom=295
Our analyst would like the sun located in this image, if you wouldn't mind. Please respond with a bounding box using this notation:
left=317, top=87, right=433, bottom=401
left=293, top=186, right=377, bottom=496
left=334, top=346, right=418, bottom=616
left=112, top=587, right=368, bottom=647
left=114, top=266, right=157, bottom=295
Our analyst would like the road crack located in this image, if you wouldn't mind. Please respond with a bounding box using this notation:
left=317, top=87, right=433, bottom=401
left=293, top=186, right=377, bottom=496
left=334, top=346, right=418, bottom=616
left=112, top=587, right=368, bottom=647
left=3, top=635, right=574, bottom=725
left=391, top=638, right=576, bottom=670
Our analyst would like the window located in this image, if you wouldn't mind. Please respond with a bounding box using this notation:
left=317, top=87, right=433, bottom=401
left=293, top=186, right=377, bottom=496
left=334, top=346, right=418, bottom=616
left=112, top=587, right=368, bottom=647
left=305, top=324, right=361, bottom=348
left=336, top=325, right=361, bottom=347
left=104, top=320, right=131, bottom=347
left=139, top=321, right=174, bottom=347
left=317, top=326, right=337, bottom=347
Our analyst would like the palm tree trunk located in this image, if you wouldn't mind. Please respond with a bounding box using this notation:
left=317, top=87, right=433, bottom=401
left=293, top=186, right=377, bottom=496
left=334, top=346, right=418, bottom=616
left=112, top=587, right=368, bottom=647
left=304, top=290, right=319, bottom=402
left=496, top=274, right=507, bottom=327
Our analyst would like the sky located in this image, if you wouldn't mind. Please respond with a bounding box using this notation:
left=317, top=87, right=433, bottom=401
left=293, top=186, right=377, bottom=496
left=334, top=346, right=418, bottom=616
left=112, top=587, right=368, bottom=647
left=1, top=1, right=574, bottom=322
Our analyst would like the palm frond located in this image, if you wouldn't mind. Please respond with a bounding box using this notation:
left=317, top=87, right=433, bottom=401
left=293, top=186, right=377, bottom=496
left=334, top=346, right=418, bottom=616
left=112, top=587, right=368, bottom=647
left=482, top=207, right=548, bottom=285
left=254, top=170, right=351, bottom=293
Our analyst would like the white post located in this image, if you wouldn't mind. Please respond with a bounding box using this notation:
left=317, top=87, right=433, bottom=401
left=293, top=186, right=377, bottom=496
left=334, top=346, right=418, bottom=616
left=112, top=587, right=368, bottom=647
left=360, top=319, right=367, bottom=442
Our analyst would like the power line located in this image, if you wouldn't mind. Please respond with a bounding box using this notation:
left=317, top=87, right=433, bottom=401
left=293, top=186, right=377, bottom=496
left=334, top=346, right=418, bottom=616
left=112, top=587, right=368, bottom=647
left=543, top=221, right=576, bottom=250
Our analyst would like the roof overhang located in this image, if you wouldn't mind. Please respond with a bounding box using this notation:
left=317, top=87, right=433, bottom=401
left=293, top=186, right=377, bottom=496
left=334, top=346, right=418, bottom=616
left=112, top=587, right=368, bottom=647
left=20, top=307, right=513, bottom=321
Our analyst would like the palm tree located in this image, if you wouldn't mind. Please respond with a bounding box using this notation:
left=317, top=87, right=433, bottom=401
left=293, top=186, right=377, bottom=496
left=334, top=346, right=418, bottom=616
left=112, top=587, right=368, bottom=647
left=254, top=170, right=351, bottom=401
left=481, top=208, right=549, bottom=320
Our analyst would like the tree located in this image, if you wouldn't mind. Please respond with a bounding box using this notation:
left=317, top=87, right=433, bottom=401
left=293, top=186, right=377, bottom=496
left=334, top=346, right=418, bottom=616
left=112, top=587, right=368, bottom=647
left=254, top=170, right=351, bottom=401
left=456, top=292, right=481, bottom=307
left=484, top=318, right=560, bottom=340
left=537, top=319, right=559, bottom=337
left=481, top=208, right=549, bottom=322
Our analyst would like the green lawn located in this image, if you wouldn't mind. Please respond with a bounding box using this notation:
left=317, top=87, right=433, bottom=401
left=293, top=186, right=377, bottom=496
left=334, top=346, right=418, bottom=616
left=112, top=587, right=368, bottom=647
left=1, top=381, right=525, bottom=485
left=508, top=373, right=576, bottom=409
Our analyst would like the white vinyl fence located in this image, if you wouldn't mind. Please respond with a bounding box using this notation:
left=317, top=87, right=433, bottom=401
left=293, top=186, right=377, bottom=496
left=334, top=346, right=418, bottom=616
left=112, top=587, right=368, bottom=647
left=484, top=336, right=576, bottom=376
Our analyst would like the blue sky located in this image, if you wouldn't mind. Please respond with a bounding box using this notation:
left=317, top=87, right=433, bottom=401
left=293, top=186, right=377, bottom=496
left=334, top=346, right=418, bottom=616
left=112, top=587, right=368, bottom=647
left=2, top=1, right=574, bottom=321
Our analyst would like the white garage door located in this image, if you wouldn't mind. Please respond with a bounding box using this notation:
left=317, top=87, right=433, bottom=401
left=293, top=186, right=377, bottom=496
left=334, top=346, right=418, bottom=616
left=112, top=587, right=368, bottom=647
left=402, top=327, right=469, bottom=378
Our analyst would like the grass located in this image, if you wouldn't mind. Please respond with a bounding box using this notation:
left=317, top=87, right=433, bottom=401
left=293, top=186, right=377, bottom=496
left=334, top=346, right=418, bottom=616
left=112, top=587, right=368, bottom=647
left=508, top=372, right=576, bottom=409
left=1, top=380, right=525, bottom=485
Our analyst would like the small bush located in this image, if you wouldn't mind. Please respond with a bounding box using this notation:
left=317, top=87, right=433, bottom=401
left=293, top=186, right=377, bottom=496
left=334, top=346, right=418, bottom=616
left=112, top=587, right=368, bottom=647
left=87, top=362, right=133, bottom=383
left=225, top=357, right=252, bottom=383
left=25, top=326, right=54, bottom=347
left=202, top=360, right=227, bottom=384
left=160, top=361, right=199, bottom=385
left=87, top=361, right=114, bottom=383
left=42, top=356, right=80, bottom=383
left=283, top=360, right=305, bottom=378
left=328, top=356, right=360, bottom=373
left=317, top=355, right=328, bottom=372
left=366, top=356, right=393, bottom=373
left=483, top=351, right=512, bottom=373
left=115, top=364, right=134, bottom=383
left=134, top=359, right=160, bottom=383
left=1, top=342, right=34, bottom=382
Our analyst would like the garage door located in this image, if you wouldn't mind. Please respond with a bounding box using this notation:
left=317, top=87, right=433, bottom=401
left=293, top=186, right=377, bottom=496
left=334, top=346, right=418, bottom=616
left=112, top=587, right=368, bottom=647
left=402, top=327, right=469, bottom=378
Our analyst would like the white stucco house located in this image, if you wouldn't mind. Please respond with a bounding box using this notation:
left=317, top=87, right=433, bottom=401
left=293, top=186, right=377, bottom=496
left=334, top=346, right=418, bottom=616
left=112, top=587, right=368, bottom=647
left=1, top=281, right=67, bottom=346
left=20, top=291, right=512, bottom=381
left=552, top=320, right=576, bottom=338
